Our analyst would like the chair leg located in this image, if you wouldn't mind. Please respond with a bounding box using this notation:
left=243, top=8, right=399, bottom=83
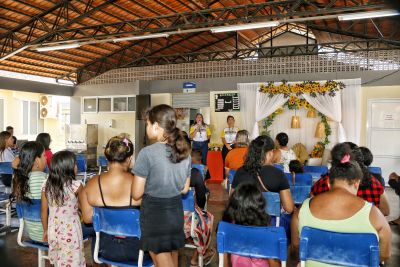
left=198, top=253, right=204, bottom=267
left=5, top=201, right=11, bottom=227
left=218, top=253, right=223, bottom=267
left=138, top=250, right=144, bottom=267
left=38, top=249, right=45, bottom=267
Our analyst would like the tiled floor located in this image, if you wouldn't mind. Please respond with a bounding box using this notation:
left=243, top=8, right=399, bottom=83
left=1, top=183, right=399, bottom=267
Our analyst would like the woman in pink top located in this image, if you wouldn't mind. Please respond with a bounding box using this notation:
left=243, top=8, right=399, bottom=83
left=36, top=133, right=53, bottom=167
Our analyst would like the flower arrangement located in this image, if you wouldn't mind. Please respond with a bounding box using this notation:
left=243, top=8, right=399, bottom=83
left=261, top=107, right=284, bottom=136
left=259, top=80, right=345, bottom=98
left=311, top=142, right=325, bottom=158
left=284, top=96, right=313, bottom=110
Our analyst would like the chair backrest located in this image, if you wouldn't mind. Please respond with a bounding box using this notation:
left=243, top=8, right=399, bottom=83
left=92, top=207, right=141, bottom=237
left=285, top=173, right=312, bottom=186
left=75, top=154, right=87, bottom=172
left=192, top=163, right=206, bottom=179
left=98, top=156, right=108, bottom=167
left=262, top=192, right=281, bottom=217
left=0, top=162, right=13, bottom=175
left=273, top=164, right=284, bottom=171
left=368, top=166, right=382, bottom=175
left=228, top=169, right=236, bottom=184
left=182, top=190, right=195, bottom=213
left=217, top=221, right=287, bottom=262
left=290, top=185, right=311, bottom=204
left=303, top=165, right=328, bottom=174
left=16, top=199, right=42, bottom=223
left=300, top=226, right=379, bottom=267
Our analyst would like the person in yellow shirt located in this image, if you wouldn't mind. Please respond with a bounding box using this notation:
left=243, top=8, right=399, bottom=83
left=189, top=113, right=211, bottom=164
left=221, top=115, right=240, bottom=162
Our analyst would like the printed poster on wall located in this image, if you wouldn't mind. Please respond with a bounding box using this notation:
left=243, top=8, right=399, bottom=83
left=215, top=93, right=240, bottom=112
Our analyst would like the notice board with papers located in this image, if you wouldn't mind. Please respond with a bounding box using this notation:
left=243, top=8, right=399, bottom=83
left=214, top=93, right=240, bottom=112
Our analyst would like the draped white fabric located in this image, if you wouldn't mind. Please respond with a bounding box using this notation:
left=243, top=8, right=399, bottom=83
left=238, top=83, right=257, bottom=138
left=341, top=78, right=362, bottom=145
left=303, top=91, right=346, bottom=142
left=238, top=79, right=361, bottom=147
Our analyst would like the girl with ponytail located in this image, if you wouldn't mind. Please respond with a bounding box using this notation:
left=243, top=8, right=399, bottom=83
left=12, top=141, right=47, bottom=242
left=132, top=104, right=191, bottom=267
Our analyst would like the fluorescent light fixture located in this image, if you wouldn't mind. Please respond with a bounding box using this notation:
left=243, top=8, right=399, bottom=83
left=338, top=9, right=400, bottom=21
left=0, top=46, right=29, bottom=61
left=36, top=43, right=80, bottom=52
left=210, top=21, right=279, bottom=33
left=113, top=33, right=169, bottom=42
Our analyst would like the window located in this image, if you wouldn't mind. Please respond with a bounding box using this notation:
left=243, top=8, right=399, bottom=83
left=113, top=96, right=135, bottom=112
left=22, top=101, right=40, bottom=135
left=98, top=98, right=111, bottom=112
left=83, top=98, right=97, bottom=113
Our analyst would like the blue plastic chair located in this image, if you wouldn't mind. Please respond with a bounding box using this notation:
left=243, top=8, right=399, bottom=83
left=263, top=192, right=281, bottom=226
left=92, top=207, right=154, bottom=267
left=16, top=200, right=49, bottom=267
left=300, top=226, right=380, bottom=267
left=98, top=155, right=108, bottom=174
left=227, top=169, right=236, bottom=194
left=273, top=164, right=284, bottom=172
left=217, top=221, right=287, bottom=267
left=285, top=173, right=312, bottom=186
left=368, top=166, right=382, bottom=175
left=290, top=185, right=311, bottom=205
left=0, top=162, right=13, bottom=175
left=303, top=165, right=329, bottom=174
left=0, top=162, right=13, bottom=226
left=192, top=163, right=206, bottom=180
left=75, top=154, right=88, bottom=183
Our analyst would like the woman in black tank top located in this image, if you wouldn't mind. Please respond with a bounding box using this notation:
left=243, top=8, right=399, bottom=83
left=79, top=136, right=150, bottom=263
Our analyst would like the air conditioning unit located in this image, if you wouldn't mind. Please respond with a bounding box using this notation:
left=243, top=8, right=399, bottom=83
left=39, top=95, right=58, bottom=119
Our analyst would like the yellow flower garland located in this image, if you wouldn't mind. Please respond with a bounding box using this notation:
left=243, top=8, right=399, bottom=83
left=259, top=80, right=345, bottom=97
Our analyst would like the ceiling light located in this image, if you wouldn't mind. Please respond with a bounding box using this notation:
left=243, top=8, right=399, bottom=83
left=113, top=33, right=169, bottom=42
left=36, top=43, right=80, bottom=52
left=210, top=21, right=280, bottom=33
left=338, top=9, right=400, bottom=21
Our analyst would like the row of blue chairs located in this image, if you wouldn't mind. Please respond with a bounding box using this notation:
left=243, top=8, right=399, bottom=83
left=15, top=190, right=201, bottom=267
left=217, top=221, right=380, bottom=267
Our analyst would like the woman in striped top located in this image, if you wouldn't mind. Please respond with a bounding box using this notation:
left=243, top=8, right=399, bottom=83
left=12, top=141, right=47, bottom=242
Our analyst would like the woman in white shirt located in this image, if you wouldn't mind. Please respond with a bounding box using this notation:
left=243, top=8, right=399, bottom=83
left=273, top=132, right=297, bottom=173
left=0, top=131, right=16, bottom=187
left=221, top=115, right=239, bottom=162
left=189, top=113, right=211, bottom=165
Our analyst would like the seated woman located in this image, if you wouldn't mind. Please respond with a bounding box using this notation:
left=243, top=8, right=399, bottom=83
left=288, top=160, right=304, bottom=185
left=79, top=136, right=150, bottom=263
left=273, top=132, right=297, bottom=173
left=291, top=143, right=391, bottom=265
left=311, top=142, right=390, bottom=216
left=359, top=146, right=385, bottom=186
left=225, top=130, right=250, bottom=175
left=232, top=135, right=294, bottom=214
left=222, top=182, right=279, bottom=267
left=12, top=141, right=47, bottom=242
left=0, top=131, right=16, bottom=188
left=388, top=172, right=400, bottom=226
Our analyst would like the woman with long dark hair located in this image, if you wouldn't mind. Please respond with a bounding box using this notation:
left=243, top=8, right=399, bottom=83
left=132, top=104, right=191, bottom=267
left=12, top=141, right=46, bottom=242
left=232, top=135, right=294, bottom=213
left=41, top=151, right=85, bottom=266
left=36, top=133, right=53, bottom=167
left=292, top=143, right=391, bottom=265
left=189, top=113, right=211, bottom=165
left=223, top=182, right=280, bottom=267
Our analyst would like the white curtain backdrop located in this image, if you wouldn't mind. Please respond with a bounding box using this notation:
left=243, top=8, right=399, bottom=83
left=303, top=91, right=346, bottom=142
left=238, top=79, right=361, bottom=146
left=341, top=78, right=362, bottom=145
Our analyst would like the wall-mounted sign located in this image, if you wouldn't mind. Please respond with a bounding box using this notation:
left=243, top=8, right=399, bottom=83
left=215, top=93, right=240, bottom=112
left=183, top=82, right=196, bottom=93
